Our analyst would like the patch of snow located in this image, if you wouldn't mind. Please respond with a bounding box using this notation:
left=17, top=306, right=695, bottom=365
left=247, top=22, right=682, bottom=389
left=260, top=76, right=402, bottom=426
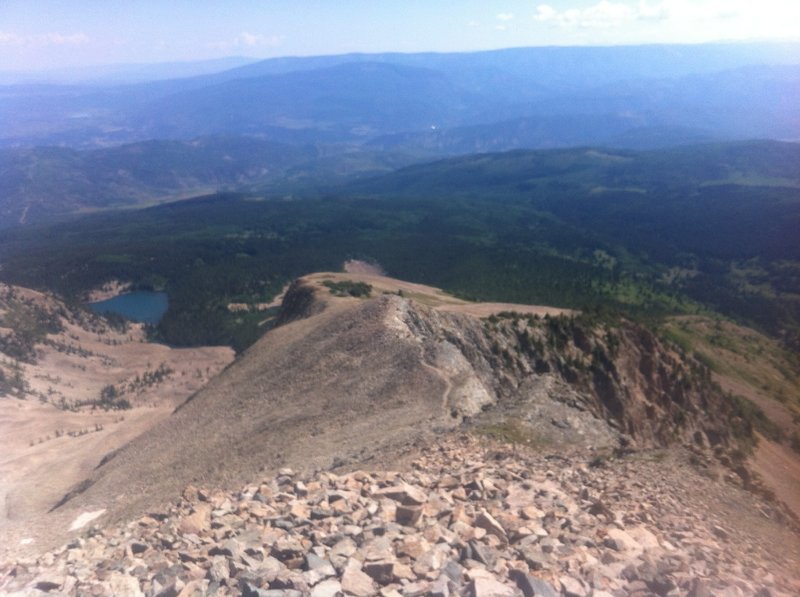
left=69, top=508, right=106, bottom=531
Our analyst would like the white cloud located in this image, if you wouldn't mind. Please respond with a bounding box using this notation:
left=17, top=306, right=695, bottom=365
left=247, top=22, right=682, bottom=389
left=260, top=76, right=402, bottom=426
left=534, top=1, right=634, bottom=28
left=533, top=0, right=800, bottom=31
left=534, top=5, right=557, bottom=21
left=496, top=12, right=515, bottom=21
left=0, top=31, right=89, bottom=46
left=49, top=32, right=90, bottom=45
left=234, top=32, right=284, bottom=48
left=209, top=32, right=284, bottom=51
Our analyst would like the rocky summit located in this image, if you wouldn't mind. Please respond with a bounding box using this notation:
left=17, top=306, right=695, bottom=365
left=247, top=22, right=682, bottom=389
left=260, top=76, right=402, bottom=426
left=2, top=434, right=798, bottom=596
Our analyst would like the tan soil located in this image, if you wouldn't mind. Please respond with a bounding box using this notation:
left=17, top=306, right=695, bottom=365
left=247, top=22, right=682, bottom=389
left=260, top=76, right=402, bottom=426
left=83, top=280, right=132, bottom=302
left=307, top=272, right=573, bottom=317
left=438, top=302, right=574, bottom=318
left=0, top=284, right=234, bottom=555
left=752, top=438, right=800, bottom=518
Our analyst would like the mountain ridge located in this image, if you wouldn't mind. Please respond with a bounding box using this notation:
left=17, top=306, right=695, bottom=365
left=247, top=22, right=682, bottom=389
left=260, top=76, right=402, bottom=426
left=1, top=273, right=798, bottom=596
left=2, top=42, right=798, bottom=149
left=27, top=273, right=762, bottom=548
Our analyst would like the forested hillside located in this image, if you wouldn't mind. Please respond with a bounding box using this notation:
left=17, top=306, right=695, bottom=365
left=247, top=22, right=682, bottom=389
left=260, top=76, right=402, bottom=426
left=1, top=141, right=797, bottom=352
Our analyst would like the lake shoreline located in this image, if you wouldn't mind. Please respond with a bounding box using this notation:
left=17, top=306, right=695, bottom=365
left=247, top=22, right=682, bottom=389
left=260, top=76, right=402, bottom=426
left=88, top=291, right=169, bottom=325
left=84, top=280, right=133, bottom=302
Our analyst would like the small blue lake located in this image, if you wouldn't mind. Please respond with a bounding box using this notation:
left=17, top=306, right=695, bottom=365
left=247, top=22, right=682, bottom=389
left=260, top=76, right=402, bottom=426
left=88, top=291, right=168, bottom=324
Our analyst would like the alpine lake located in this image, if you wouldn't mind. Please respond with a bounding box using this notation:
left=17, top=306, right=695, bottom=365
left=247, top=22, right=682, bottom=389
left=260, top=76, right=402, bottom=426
left=88, top=291, right=168, bottom=324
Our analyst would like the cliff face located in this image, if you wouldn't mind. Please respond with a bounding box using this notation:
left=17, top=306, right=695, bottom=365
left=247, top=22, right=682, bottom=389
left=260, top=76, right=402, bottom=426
left=448, top=311, right=737, bottom=450
left=372, top=291, right=739, bottom=452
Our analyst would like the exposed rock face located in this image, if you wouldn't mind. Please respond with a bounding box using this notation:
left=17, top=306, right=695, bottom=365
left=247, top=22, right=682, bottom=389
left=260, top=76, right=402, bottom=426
left=33, top=278, right=749, bottom=552
left=3, top=435, right=797, bottom=596
left=436, top=310, right=740, bottom=450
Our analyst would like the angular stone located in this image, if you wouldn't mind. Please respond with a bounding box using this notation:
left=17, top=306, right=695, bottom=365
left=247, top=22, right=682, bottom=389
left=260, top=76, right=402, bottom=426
left=361, top=536, right=394, bottom=562
left=560, top=575, right=588, bottom=597
left=207, top=556, right=230, bottom=582
left=475, top=510, right=508, bottom=543
left=392, top=562, right=416, bottom=581
left=363, top=560, right=396, bottom=585
left=413, top=544, right=450, bottom=577
left=373, top=482, right=428, bottom=505
left=519, top=546, right=550, bottom=571
left=509, top=570, right=559, bottom=597
left=289, top=502, right=310, bottom=519
left=310, top=579, right=343, bottom=597
left=603, top=529, right=641, bottom=556
left=472, top=576, right=516, bottom=597
left=397, top=535, right=431, bottom=559
left=130, top=541, right=148, bottom=555
left=329, top=537, right=358, bottom=570
left=443, top=560, right=466, bottom=585
left=271, top=536, right=305, bottom=563
left=177, top=579, right=210, bottom=597
left=341, top=562, right=376, bottom=597
left=396, top=504, right=423, bottom=526
left=306, top=553, right=336, bottom=577
left=688, top=578, right=713, bottom=597
left=430, top=574, right=451, bottom=597
left=179, top=504, right=212, bottom=536
left=468, top=540, right=497, bottom=568
left=107, top=571, right=145, bottom=596
left=210, top=538, right=242, bottom=559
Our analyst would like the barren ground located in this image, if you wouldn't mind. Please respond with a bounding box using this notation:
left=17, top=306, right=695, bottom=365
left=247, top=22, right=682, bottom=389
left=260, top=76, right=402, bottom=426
left=307, top=271, right=574, bottom=317
left=82, top=280, right=132, bottom=302
left=0, top=284, right=233, bottom=556
left=752, top=438, right=800, bottom=517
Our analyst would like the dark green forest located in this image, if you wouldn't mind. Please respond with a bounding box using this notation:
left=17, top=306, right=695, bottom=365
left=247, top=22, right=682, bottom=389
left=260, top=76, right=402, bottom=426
left=1, top=141, right=798, bottom=353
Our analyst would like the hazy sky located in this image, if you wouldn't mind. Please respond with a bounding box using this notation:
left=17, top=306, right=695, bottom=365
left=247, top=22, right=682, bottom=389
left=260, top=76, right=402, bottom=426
left=2, top=0, right=799, bottom=71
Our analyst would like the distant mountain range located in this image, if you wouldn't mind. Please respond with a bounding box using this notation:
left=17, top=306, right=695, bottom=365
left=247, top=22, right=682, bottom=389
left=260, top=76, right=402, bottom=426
left=1, top=42, right=798, bottom=150
left=2, top=40, right=799, bottom=228
left=0, top=56, right=257, bottom=86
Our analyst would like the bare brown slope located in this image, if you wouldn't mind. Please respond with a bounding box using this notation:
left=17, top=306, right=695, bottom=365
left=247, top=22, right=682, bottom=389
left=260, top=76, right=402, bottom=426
left=46, top=285, right=470, bottom=542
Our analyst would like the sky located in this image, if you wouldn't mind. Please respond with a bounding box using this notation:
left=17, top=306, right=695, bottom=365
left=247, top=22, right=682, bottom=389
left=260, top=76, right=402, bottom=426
left=1, top=0, right=799, bottom=72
